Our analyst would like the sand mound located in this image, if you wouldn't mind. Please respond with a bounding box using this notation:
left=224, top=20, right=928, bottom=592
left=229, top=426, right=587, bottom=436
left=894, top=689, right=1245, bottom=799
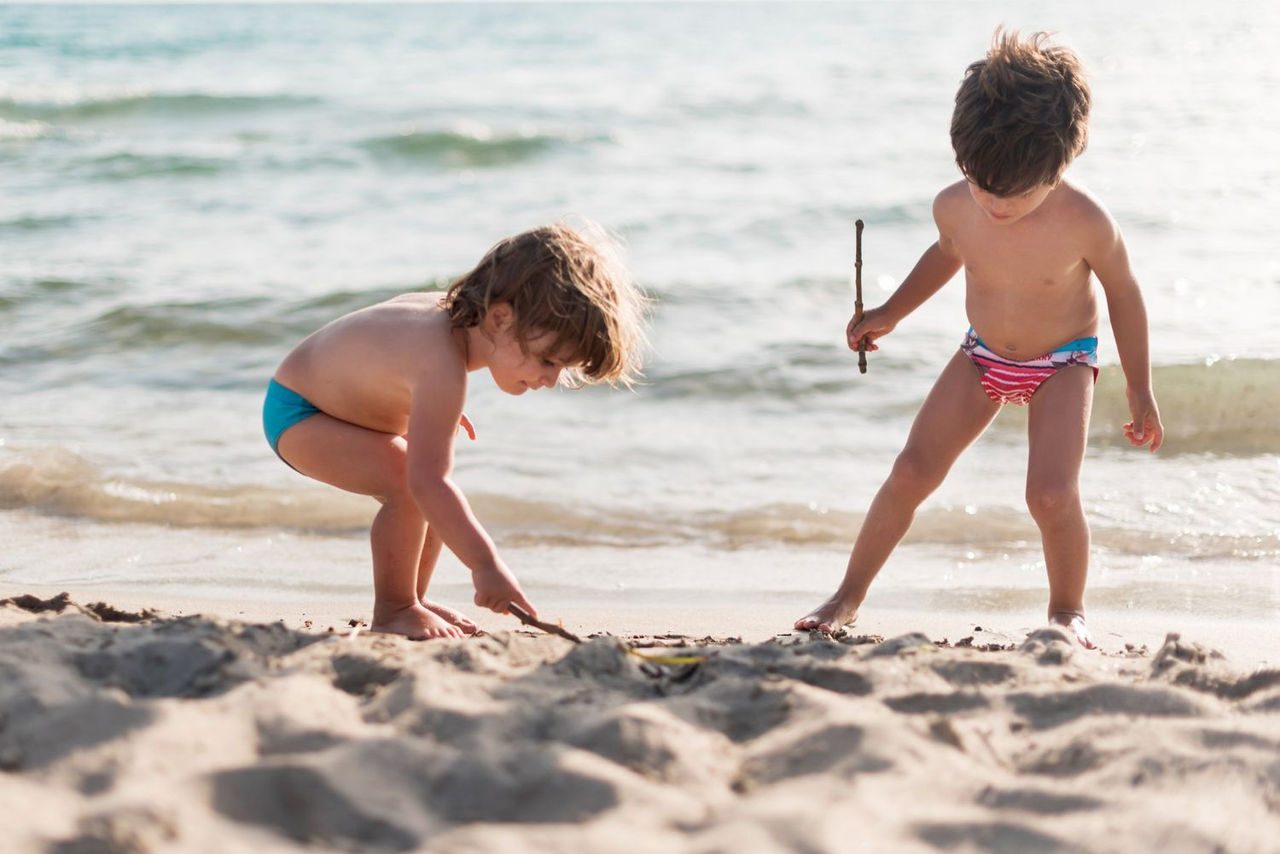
left=1, top=597, right=1277, bottom=852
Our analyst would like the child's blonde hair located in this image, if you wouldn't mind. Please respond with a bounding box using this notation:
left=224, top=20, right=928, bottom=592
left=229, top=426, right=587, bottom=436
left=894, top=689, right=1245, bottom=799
left=442, top=222, right=647, bottom=387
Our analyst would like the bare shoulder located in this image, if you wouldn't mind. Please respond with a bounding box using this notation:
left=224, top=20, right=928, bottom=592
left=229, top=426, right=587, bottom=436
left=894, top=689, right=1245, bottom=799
left=386, top=290, right=447, bottom=308
left=932, top=180, right=970, bottom=226
left=932, top=181, right=969, bottom=257
left=1055, top=180, right=1120, bottom=242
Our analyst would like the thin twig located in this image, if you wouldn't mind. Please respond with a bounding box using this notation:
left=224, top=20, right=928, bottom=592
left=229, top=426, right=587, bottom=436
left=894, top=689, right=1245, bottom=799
left=855, top=218, right=867, bottom=374
left=508, top=603, right=584, bottom=643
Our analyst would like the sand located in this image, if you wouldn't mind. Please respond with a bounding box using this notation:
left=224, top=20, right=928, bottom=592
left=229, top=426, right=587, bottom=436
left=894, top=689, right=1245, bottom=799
left=2, top=591, right=1278, bottom=853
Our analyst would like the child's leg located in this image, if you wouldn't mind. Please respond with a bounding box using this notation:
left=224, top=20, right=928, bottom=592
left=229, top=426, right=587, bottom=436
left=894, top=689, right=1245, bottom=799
left=416, top=526, right=477, bottom=634
left=796, top=351, right=1001, bottom=632
left=416, top=526, right=443, bottom=602
left=1025, top=365, right=1095, bottom=648
left=276, top=413, right=464, bottom=640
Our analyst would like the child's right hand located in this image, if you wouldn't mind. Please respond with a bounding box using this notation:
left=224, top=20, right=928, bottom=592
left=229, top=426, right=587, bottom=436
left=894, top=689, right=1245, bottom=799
left=847, top=305, right=897, bottom=353
left=473, top=562, right=538, bottom=619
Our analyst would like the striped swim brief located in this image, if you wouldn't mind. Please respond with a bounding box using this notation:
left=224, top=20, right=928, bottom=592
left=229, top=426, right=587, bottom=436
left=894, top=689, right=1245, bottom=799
left=960, top=327, right=1098, bottom=406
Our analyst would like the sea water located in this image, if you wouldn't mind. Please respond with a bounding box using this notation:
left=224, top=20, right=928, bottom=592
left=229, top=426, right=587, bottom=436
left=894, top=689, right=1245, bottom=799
left=2, top=2, right=1278, bottom=623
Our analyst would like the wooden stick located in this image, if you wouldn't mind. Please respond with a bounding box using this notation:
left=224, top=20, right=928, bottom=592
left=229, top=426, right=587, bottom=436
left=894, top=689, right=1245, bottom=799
left=854, top=219, right=867, bottom=374
left=508, top=603, right=583, bottom=643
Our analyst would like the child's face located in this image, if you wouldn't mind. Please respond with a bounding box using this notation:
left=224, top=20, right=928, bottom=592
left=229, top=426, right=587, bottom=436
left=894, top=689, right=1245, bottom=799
left=967, top=180, right=1055, bottom=225
left=487, top=328, right=572, bottom=395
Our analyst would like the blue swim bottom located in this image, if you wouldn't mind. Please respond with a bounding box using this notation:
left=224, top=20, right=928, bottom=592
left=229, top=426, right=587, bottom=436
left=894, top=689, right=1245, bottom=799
left=262, top=378, right=320, bottom=458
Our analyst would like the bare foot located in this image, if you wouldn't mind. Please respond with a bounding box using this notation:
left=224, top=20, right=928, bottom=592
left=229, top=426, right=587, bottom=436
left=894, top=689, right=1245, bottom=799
left=372, top=601, right=463, bottom=640
left=1049, top=611, right=1096, bottom=649
left=421, top=599, right=478, bottom=635
left=794, top=595, right=858, bottom=634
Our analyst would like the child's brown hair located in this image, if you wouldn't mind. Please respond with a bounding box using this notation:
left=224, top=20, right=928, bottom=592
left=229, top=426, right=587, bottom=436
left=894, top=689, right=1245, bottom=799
left=951, top=30, right=1091, bottom=197
left=442, top=222, right=646, bottom=386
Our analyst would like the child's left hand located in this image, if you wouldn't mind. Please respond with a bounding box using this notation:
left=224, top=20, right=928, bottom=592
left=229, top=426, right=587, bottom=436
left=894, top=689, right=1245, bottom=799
left=1123, top=387, right=1164, bottom=452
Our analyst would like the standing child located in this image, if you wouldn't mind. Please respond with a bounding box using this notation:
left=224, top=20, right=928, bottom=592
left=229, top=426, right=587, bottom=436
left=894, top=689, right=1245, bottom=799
left=264, top=223, right=645, bottom=639
left=796, top=31, right=1164, bottom=647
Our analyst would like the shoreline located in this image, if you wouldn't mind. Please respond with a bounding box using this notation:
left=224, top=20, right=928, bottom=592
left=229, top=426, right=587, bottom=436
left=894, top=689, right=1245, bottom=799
left=3, top=581, right=1276, bottom=668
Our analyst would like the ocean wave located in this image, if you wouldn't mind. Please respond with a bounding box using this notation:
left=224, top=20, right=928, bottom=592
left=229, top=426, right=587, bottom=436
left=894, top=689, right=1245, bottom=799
left=80, top=152, right=230, bottom=181
left=993, top=358, right=1280, bottom=456
left=3, top=449, right=1275, bottom=560
left=0, top=448, right=373, bottom=531
left=646, top=349, right=852, bottom=402
left=7, top=281, right=1279, bottom=453
left=0, top=213, right=85, bottom=234
left=0, top=90, right=321, bottom=122
left=0, top=277, right=104, bottom=314
left=0, top=118, right=57, bottom=141
left=0, top=297, right=278, bottom=363
left=0, top=285, right=442, bottom=363
left=361, top=126, right=574, bottom=168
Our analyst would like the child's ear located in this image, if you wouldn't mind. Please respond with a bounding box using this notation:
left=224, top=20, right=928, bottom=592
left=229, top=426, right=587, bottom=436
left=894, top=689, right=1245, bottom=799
left=487, top=302, right=515, bottom=333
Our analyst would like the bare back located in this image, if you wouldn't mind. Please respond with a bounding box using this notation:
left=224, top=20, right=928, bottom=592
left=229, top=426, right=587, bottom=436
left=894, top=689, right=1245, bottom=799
left=274, top=293, right=464, bottom=435
left=937, top=179, right=1103, bottom=359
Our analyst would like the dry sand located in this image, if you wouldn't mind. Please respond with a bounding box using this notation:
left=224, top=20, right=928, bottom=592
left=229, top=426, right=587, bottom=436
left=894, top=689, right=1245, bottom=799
left=1, top=591, right=1278, bottom=853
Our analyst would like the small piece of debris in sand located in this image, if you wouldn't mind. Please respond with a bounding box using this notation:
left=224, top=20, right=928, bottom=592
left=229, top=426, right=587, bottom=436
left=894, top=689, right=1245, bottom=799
left=1, top=592, right=73, bottom=613
left=2, top=593, right=157, bottom=624
left=83, top=602, right=157, bottom=623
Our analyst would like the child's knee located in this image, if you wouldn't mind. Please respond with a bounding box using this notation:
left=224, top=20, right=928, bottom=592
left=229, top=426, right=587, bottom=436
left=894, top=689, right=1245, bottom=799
left=373, top=441, right=412, bottom=501
left=887, top=450, right=945, bottom=498
left=1025, top=482, right=1081, bottom=521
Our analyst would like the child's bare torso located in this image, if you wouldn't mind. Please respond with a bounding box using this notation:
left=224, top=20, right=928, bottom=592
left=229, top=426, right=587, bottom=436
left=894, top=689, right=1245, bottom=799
left=274, top=292, right=460, bottom=435
left=940, top=180, right=1100, bottom=359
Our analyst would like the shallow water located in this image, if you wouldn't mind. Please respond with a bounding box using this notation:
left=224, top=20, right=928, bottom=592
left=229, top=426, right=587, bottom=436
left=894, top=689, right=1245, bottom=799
left=2, top=2, right=1277, bottom=620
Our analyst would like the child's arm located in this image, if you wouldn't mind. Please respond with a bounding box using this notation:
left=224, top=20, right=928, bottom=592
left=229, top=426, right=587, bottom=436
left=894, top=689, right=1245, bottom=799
left=848, top=196, right=963, bottom=351
left=403, top=370, right=538, bottom=617
left=1086, top=214, right=1164, bottom=452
